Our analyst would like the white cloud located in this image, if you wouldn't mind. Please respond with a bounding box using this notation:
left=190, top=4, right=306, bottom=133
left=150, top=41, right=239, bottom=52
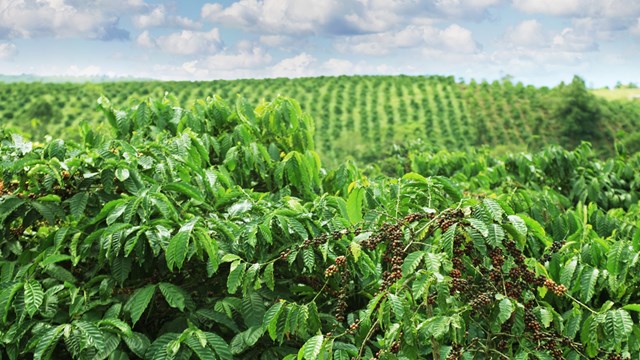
left=0, top=42, right=17, bottom=60
left=201, top=43, right=272, bottom=70
left=201, top=0, right=348, bottom=35
left=154, top=29, right=223, bottom=55
left=201, top=0, right=501, bottom=37
left=439, top=24, right=480, bottom=53
left=632, top=18, right=640, bottom=36
left=552, top=28, right=598, bottom=52
left=501, top=20, right=597, bottom=53
left=136, top=30, right=156, bottom=48
left=270, top=53, right=316, bottom=78
left=513, top=0, right=640, bottom=18
left=0, top=0, right=137, bottom=40
left=337, top=24, right=479, bottom=56
left=66, top=65, right=104, bottom=77
left=259, top=35, right=294, bottom=47
left=512, top=0, right=581, bottom=16
left=133, top=5, right=201, bottom=29
left=504, top=20, right=546, bottom=48
left=435, top=0, right=503, bottom=17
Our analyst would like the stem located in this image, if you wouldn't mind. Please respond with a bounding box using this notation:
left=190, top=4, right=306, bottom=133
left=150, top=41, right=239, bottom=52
left=310, top=280, right=329, bottom=303
left=426, top=303, right=441, bottom=360
left=356, top=319, right=380, bottom=359
left=564, top=292, right=597, bottom=314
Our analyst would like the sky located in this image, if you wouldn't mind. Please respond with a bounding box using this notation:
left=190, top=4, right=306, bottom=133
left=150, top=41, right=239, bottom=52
left=0, top=0, right=639, bottom=87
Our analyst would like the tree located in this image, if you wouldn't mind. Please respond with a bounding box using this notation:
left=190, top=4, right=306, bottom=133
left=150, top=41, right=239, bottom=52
left=555, top=75, right=603, bottom=147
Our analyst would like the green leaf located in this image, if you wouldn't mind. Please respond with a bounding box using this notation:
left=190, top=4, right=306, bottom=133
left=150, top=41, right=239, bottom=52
left=402, top=251, right=424, bottom=278
left=564, top=309, right=582, bottom=339
left=302, top=247, right=315, bottom=272
left=421, top=316, right=451, bottom=339
left=184, top=336, right=216, bottom=360
left=604, top=309, right=633, bottom=343
left=97, top=318, right=133, bottom=337
left=227, top=260, right=245, bottom=294
left=560, top=258, right=578, bottom=286
left=487, top=224, right=505, bottom=247
left=346, top=187, right=364, bottom=225
left=159, top=283, right=187, bottom=312
left=468, top=218, right=488, bottom=238
left=483, top=198, right=505, bottom=222
left=164, top=182, right=205, bottom=203
left=497, top=298, right=514, bottom=325
left=349, top=241, right=362, bottom=262
left=442, top=224, right=457, bottom=258
left=580, top=266, right=599, bottom=303
left=73, top=320, right=105, bottom=349
left=24, top=280, right=44, bottom=317
left=606, top=241, right=626, bottom=276
left=33, top=324, right=67, bottom=360
left=622, top=304, right=640, bottom=312
left=508, top=215, right=528, bottom=237
left=39, top=254, right=73, bottom=268
left=166, top=217, right=199, bottom=271
left=111, top=256, right=132, bottom=285
left=242, top=292, right=266, bottom=328
left=263, top=262, right=275, bottom=291
left=299, top=335, right=323, bottom=360
left=115, top=168, right=130, bottom=182
left=513, top=304, right=525, bottom=336
left=263, top=302, right=284, bottom=340
left=433, top=176, right=462, bottom=202
left=123, top=332, right=151, bottom=358
left=388, top=294, right=405, bottom=319
left=126, top=284, right=157, bottom=326
left=205, top=332, right=233, bottom=360
left=0, top=197, right=25, bottom=222
left=0, top=281, right=23, bottom=323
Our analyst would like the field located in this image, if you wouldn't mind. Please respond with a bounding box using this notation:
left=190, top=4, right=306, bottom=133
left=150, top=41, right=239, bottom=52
left=3, top=76, right=640, bottom=166
left=592, top=88, right=640, bottom=102
left=1, top=76, right=640, bottom=359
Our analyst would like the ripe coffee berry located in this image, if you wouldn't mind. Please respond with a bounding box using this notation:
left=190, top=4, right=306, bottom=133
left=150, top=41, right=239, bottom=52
left=324, top=265, right=339, bottom=277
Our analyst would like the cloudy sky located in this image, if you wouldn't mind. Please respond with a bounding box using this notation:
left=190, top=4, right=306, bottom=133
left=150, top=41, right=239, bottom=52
left=0, top=0, right=639, bottom=87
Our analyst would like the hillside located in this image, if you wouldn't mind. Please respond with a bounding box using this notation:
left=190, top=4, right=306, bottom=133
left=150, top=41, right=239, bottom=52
left=2, top=75, right=640, bottom=164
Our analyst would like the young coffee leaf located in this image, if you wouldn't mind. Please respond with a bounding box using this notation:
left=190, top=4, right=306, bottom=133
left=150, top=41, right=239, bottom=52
left=299, top=335, right=323, bottom=360
left=263, top=262, right=275, bottom=291
left=497, top=298, right=514, bottom=325
left=508, top=215, right=528, bottom=237
left=33, top=324, right=67, bottom=360
left=242, top=292, right=266, bottom=328
left=227, top=260, right=245, bottom=294
left=0, top=282, right=24, bottom=323
left=24, top=280, right=44, bottom=317
left=159, top=283, right=187, bottom=312
left=67, top=192, right=89, bottom=219
left=204, top=332, right=233, bottom=360
left=166, top=217, right=199, bottom=271
left=604, top=309, right=633, bottom=343
left=123, top=332, right=151, bottom=358
left=126, top=284, right=157, bottom=326
left=580, top=266, right=599, bottom=303
left=183, top=336, right=216, bottom=360
left=402, top=251, right=424, bottom=278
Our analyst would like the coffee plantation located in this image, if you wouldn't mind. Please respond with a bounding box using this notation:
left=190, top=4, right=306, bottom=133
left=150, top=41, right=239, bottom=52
left=1, top=92, right=640, bottom=359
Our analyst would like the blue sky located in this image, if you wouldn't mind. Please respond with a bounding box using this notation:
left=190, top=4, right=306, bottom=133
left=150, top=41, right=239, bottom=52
left=0, top=0, right=639, bottom=87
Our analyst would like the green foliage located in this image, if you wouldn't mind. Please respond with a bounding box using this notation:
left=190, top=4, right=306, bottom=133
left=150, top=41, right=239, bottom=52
left=1, top=93, right=639, bottom=360
left=2, top=75, right=639, bottom=166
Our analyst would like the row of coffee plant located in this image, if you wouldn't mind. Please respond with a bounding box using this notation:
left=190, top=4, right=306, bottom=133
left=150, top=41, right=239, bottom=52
left=1, top=95, right=639, bottom=359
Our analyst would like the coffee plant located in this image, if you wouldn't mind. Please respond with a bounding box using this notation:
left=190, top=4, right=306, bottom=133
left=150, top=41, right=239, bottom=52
left=3, top=75, right=640, bottom=166
left=1, top=94, right=640, bottom=359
